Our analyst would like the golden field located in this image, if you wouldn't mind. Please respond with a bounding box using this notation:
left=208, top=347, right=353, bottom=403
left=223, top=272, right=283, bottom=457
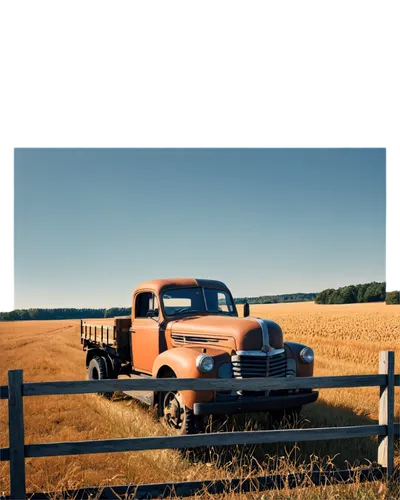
left=0, top=302, right=399, bottom=499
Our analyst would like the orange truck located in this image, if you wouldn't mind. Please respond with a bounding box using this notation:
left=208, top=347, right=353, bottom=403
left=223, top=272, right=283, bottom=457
left=80, top=278, right=318, bottom=434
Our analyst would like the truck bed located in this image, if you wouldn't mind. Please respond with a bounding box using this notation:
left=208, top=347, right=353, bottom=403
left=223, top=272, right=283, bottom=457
left=80, top=320, right=117, bottom=348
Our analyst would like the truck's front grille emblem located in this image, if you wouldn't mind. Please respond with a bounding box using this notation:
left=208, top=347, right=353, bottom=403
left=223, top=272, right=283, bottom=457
left=231, top=350, right=287, bottom=378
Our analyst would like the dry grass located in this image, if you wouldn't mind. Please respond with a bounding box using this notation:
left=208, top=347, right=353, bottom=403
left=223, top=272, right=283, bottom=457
left=237, top=302, right=400, bottom=423
left=0, top=302, right=399, bottom=498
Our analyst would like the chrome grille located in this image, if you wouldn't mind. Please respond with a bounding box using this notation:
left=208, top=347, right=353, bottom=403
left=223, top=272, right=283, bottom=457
left=232, top=350, right=287, bottom=378
left=267, top=351, right=287, bottom=377
left=171, top=334, right=226, bottom=344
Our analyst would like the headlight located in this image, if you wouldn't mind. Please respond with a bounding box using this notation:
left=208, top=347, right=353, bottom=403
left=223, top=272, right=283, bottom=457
left=300, top=347, right=314, bottom=364
left=196, top=354, right=215, bottom=373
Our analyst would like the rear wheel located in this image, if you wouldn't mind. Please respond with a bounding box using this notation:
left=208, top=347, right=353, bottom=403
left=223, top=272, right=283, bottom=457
left=88, top=356, right=114, bottom=399
left=159, top=372, right=203, bottom=435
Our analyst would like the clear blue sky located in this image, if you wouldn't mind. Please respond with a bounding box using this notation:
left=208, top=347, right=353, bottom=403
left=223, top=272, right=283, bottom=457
left=14, top=149, right=386, bottom=308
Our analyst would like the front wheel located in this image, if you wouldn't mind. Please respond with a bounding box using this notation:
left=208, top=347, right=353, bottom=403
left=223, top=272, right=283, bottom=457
left=160, top=373, right=204, bottom=435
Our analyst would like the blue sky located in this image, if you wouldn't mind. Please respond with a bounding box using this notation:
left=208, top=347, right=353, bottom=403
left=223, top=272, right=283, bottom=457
left=14, top=149, right=386, bottom=308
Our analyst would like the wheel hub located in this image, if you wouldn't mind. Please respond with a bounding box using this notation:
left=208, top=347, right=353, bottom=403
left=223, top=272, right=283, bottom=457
left=163, top=391, right=185, bottom=430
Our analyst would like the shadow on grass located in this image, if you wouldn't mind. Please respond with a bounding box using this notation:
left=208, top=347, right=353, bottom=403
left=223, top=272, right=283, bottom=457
left=111, top=392, right=382, bottom=474
left=29, top=394, right=397, bottom=499
left=184, top=397, right=381, bottom=473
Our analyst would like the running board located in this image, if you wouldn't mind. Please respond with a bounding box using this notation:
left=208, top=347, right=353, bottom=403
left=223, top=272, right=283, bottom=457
left=118, top=374, right=154, bottom=406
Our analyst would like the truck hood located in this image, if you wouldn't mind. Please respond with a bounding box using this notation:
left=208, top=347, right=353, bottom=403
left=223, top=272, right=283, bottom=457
left=168, top=315, right=283, bottom=352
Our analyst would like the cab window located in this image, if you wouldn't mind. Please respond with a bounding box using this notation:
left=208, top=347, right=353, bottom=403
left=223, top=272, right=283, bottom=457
left=135, top=292, right=159, bottom=318
left=204, top=289, right=235, bottom=314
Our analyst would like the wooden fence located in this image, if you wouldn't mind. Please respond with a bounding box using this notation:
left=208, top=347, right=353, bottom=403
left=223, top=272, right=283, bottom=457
left=0, top=350, right=399, bottom=499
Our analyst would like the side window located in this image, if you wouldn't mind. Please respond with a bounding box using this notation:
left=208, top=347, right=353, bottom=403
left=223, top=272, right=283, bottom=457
left=217, top=292, right=230, bottom=312
left=135, top=292, right=159, bottom=318
left=204, top=288, right=235, bottom=314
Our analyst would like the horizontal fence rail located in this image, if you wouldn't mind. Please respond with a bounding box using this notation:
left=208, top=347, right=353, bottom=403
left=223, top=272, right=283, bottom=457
left=0, top=425, right=388, bottom=462
left=1, top=374, right=399, bottom=399
left=0, top=351, right=398, bottom=500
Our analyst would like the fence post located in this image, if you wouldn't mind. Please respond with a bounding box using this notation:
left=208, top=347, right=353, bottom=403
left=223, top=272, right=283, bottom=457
left=8, top=369, right=26, bottom=499
left=378, top=351, right=395, bottom=477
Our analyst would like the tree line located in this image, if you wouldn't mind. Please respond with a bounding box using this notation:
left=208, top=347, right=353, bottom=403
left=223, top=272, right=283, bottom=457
left=1, top=285, right=398, bottom=321
left=0, top=308, right=105, bottom=322
left=0, top=293, right=317, bottom=321
left=0, top=307, right=131, bottom=322
left=315, top=281, right=388, bottom=304
left=234, top=293, right=317, bottom=305
left=103, top=307, right=131, bottom=317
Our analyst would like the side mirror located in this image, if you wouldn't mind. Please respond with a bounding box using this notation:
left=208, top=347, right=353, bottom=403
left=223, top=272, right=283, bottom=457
left=243, top=302, right=250, bottom=317
left=147, top=308, right=158, bottom=318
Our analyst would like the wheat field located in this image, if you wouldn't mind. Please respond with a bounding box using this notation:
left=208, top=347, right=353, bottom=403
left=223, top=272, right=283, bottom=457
left=0, top=302, right=399, bottom=498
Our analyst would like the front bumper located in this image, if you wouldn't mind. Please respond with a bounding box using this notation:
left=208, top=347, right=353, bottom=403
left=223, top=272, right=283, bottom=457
left=193, top=391, right=319, bottom=416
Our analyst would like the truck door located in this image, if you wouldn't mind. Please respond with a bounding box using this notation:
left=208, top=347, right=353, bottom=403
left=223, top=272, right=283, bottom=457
left=131, top=292, right=163, bottom=374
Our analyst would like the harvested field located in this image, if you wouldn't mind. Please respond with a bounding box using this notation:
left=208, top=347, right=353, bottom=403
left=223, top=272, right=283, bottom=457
left=0, top=302, right=399, bottom=498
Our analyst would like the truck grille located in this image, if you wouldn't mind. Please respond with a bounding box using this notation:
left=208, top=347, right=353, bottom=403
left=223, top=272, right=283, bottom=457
left=171, top=334, right=226, bottom=344
left=231, top=350, right=287, bottom=378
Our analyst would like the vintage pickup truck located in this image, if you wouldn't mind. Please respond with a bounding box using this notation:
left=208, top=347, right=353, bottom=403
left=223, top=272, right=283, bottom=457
left=80, top=278, right=318, bottom=434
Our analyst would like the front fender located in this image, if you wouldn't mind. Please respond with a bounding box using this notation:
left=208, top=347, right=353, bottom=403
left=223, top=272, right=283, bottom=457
left=284, top=341, right=314, bottom=377
left=152, top=347, right=228, bottom=409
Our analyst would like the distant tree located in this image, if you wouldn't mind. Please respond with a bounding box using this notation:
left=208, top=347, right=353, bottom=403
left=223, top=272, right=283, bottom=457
left=357, top=283, right=369, bottom=303
left=315, top=288, right=335, bottom=304
left=104, top=307, right=131, bottom=318
left=29, top=309, right=40, bottom=320
left=364, top=282, right=385, bottom=302
left=328, top=291, right=343, bottom=304
left=315, top=291, right=325, bottom=304
left=341, top=285, right=357, bottom=303
left=386, top=291, right=400, bottom=305
left=12, top=309, right=30, bottom=320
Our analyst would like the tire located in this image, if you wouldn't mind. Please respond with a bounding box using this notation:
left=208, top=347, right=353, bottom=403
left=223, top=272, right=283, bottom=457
left=269, top=406, right=302, bottom=427
left=159, top=371, right=204, bottom=435
left=88, top=356, right=113, bottom=399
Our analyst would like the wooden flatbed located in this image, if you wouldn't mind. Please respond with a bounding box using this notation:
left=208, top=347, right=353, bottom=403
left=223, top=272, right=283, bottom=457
left=80, top=320, right=116, bottom=348
left=80, top=319, right=154, bottom=404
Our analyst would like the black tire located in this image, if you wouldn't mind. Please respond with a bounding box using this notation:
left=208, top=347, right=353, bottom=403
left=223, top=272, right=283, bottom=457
left=159, top=372, right=203, bottom=435
left=269, top=406, right=302, bottom=427
left=88, top=356, right=113, bottom=399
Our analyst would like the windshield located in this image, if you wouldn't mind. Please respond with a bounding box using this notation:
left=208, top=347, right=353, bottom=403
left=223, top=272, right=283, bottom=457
left=162, top=287, right=236, bottom=317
